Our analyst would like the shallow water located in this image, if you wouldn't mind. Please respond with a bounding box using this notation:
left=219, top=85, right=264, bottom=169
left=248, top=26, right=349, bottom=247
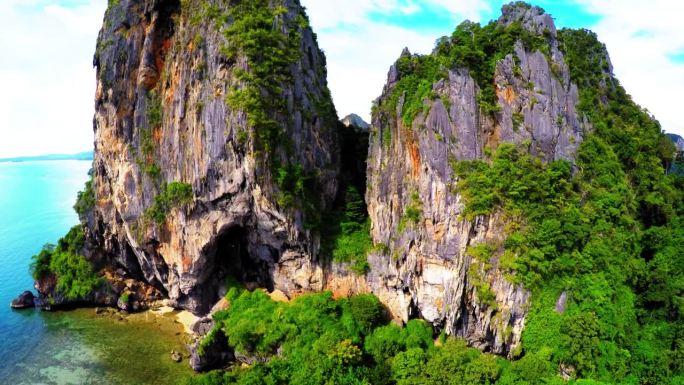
left=0, top=161, right=193, bottom=384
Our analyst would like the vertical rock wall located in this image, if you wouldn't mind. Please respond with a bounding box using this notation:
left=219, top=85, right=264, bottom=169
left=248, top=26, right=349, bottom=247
left=89, top=0, right=339, bottom=314
left=365, top=5, right=588, bottom=355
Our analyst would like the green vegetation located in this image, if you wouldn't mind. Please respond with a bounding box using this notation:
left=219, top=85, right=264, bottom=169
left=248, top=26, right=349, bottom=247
left=144, top=182, right=194, bottom=225
left=30, top=225, right=104, bottom=301
left=381, top=18, right=549, bottom=126
left=119, top=292, right=130, bottom=304
left=512, top=111, right=524, bottom=131
left=134, top=124, right=160, bottom=179
left=218, top=0, right=330, bottom=212
left=185, top=289, right=511, bottom=385
left=74, top=175, right=95, bottom=217
left=398, top=191, right=423, bottom=231
left=190, top=288, right=641, bottom=385
left=146, top=90, right=162, bottom=129
left=382, top=126, right=392, bottom=147
left=131, top=90, right=163, bottom=179
left=323, top=186, right=373, bottom=275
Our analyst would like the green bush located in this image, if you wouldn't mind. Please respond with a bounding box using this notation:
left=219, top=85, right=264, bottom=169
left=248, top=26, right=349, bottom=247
left=322, top=185, right=373, bottom=275
left=144, top=182, right=194, bottom=225
left=332, top=220, right=372, bottom=275
left=30, top=244, right=55, bottom=280
left=350, top=294, right=385, bottom=333
left=398, top=192, right=422, bottom=231
left=146, top=90, right=162, bottom=129
left=29, top=225, right=103, bottom=300
left=73, top=178, right=95, bottom=217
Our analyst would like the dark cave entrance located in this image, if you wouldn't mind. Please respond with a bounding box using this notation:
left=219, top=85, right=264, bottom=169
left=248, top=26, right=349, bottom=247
left=210, top=226, right=274, bottom=294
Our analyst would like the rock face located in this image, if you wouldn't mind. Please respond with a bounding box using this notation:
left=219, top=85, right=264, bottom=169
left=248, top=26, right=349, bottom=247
left=365, top=4, right=587, bottom=356
left=341, top=114, right=370, bottom=131
left=88, top=0, right=339, bottom=315
left=667, top=133, right=684, bottom=152
left=10, top=291, right=35, bottom=309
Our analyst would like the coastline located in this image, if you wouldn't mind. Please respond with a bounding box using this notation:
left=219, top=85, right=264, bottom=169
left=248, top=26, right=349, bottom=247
left=3, top=306, right=196, bottom=385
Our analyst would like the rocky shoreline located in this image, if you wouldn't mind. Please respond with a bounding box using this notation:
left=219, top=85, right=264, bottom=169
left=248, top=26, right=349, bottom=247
left=11, top=270, right=244, bottom=372
left=10, top=285, right=209, bottom=369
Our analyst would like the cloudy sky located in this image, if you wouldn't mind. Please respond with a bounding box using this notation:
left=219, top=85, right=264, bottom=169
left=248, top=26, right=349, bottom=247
left=0, top=0, right=682, bottom=158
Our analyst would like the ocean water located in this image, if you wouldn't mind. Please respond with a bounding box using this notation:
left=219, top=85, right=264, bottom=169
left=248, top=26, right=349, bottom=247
left=0, top=161, right=193, bottom=384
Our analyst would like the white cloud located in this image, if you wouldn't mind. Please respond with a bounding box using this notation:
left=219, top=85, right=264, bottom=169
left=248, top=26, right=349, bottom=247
left=0, top=0, right=106, bottom=158
left=572, top=0, right=684, bottom=136
left=423, top=0, right=493, bottom=21
left=1, top=0, right=682, bottom=158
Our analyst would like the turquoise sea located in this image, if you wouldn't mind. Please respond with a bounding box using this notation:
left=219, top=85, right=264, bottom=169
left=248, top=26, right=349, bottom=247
left=0, top=161, right=193, bottom=384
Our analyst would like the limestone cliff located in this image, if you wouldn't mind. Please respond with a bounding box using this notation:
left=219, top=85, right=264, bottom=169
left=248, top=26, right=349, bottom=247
left=78, top=0, right=608, bottom=361
left=87, top=0, right=339, bottom=314
left=365, top=4, right=590, bottom=356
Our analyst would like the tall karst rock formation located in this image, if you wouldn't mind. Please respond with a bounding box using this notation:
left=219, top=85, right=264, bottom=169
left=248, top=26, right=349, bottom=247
left=365, top=3, right=597, bottom=355
left=88, top=0, right=339, bottom=314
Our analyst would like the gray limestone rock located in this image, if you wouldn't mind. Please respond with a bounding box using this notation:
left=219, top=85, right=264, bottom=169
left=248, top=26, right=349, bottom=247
left=341, top=114, right=370, bottom=131
left=88, top=0, right=339, bottom=315
left=364, top=2, right=589, bottom=356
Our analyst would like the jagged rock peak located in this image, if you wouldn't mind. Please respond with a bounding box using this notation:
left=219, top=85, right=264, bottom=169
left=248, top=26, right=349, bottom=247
left=668, top=133, right=684, bottom=152
left=498, top=1, right=556, bottom=37
left=341, top=114, right=370, bottom=131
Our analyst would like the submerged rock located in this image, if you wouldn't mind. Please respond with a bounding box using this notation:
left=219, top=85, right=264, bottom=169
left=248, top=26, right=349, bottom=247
left=171, top=350, right=183, bottom=363
left=10, top=291, right=35, bottom=309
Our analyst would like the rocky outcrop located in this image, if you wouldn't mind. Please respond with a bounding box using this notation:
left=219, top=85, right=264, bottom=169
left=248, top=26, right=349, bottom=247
left=10, top=291, right=35, bottom=309
left=364, top=4, right=587, bottom=356
left=33, top=268, right=164, bottom=311
left=88, top=0, right=339, bottom=315
left=667, top=133, right=684, bottom=152
left=341, top=114, right=370, bottom=131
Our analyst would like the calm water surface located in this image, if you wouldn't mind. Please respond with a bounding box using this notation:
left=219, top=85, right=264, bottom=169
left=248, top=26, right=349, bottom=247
left=0, top=161, right=193, bottom=384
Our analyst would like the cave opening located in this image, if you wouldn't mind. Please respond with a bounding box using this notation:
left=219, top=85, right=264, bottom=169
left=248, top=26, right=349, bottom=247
left=210, top=226, right=274, bottom=294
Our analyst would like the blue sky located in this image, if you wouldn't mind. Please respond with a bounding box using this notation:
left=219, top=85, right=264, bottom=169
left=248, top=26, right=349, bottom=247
left=0, top=0, right=683, bottom=158
left=364, top=0, right=601, bottom=31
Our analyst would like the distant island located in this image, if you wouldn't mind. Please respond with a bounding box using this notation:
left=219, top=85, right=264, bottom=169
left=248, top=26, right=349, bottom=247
left=0, top=151, right=93, bottom=163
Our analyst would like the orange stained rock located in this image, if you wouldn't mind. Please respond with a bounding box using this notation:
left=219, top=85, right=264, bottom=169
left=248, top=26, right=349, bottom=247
left=155, top=38, right=172, bottom=80
left=153, top=126, right=163, bottom=142
left=410, top=142, right=421, bottom=178
left=497, top=85, right=516, bottom=105
left=182, top=254, right=193, bottom=271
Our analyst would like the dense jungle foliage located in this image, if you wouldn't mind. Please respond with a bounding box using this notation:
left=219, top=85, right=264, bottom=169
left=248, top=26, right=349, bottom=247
left=30, top=225, right=104, bottom=301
